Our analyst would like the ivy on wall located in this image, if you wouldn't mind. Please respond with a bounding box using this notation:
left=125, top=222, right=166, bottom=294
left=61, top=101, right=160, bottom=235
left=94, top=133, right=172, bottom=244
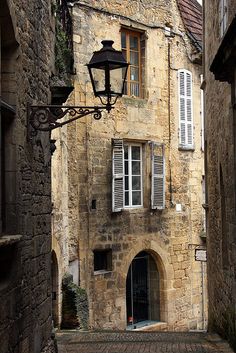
left=61, top=273, right=89, bottom=330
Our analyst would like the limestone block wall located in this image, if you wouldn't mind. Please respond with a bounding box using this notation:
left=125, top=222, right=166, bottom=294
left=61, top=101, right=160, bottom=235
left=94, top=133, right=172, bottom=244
left=0, top=0, right=55, bottom=352
left=204, top=0, right=236, bottom=348
left=53, top=0, right=206, bottom=331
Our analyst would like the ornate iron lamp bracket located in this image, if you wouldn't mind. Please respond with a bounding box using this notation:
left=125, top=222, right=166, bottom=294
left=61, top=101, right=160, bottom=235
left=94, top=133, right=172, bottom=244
left=28, top=104, right=111, bottom=138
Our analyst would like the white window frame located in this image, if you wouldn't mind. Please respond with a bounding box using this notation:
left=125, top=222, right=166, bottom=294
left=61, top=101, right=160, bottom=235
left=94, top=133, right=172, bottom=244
left=219, top=0, right=228, bottom=38
left=178, top=69, right=194, bottom=149
left=124, top=143, right=143, bottom=208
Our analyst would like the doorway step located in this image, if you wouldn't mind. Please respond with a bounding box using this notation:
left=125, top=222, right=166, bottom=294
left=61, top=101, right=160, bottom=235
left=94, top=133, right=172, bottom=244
left=126, top=321, right=167, bottom=331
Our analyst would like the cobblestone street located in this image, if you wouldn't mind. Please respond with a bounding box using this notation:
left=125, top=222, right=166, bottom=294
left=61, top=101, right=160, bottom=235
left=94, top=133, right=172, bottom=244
left=56, top=331, right=234, bottom=353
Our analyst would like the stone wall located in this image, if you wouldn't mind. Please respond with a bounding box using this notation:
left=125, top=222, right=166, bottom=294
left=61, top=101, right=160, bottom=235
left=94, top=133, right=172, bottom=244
left=0, top=0, right=56, bottom=352
left=204, top=0, right=236, bottom=349
left=52, top=0, right=206, bottom=331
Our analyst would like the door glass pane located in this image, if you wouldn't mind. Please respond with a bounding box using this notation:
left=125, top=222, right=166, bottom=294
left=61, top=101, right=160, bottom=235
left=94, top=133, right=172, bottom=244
left=132, top=191, right=141, bottom=205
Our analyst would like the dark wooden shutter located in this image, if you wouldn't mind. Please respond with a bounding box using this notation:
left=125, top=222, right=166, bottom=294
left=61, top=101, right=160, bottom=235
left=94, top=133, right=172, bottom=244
left=112, top=139, right=124, bottom=212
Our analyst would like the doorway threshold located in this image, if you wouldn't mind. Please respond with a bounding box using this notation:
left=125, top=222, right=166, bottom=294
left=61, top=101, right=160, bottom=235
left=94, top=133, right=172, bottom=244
left=127, top=320, right=166, bottom=331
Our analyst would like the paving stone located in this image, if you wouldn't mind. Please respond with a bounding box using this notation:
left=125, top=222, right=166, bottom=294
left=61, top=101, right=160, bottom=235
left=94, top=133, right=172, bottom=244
left=56, top=331, right=234, bottom=353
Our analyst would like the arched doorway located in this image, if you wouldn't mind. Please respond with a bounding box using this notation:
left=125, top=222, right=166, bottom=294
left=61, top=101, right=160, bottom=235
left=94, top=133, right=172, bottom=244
left=51, top=251, right=59, bottom=327
left=126, top=251, right=160, bottom=328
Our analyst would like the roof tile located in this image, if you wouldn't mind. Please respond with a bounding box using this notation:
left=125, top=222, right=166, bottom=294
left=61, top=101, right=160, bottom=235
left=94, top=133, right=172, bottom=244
left=177, top=0, right=202, bottom=50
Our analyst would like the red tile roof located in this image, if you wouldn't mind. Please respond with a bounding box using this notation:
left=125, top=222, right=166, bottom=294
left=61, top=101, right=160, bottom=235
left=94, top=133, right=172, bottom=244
left=177, top=0, right=202, bottom=50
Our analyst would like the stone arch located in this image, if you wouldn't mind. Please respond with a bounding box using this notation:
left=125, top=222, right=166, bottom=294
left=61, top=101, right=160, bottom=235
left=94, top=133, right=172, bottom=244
left=119, top=238, right=174, bottom=326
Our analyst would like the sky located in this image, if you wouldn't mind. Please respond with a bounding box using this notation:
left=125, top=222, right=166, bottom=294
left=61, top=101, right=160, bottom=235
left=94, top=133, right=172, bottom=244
left=197, top=0, right=202, bottom=4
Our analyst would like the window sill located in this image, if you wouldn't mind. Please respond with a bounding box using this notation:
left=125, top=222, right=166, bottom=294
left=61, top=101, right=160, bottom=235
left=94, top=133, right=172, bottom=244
left=0, top=234, right=22, bottom=247
left=94, top=270, right=112, bottom=276
left=122, top=95, right=147, bottom=107
left=123, top=207, right=144, bottom=214
left=178, top=145, right=195, bottom=152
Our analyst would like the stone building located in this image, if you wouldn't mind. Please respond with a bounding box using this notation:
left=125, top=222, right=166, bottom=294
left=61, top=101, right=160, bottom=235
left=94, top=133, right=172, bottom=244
left=0, top=0, right=69, bottom=352
left=52, top=0, right=206, bottom=331
left=204, top=1, right=236, bottom=350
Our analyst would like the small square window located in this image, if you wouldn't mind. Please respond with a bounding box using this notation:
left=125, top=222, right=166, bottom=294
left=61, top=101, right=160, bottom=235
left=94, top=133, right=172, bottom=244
left=93, top=249, right=112, bottom=272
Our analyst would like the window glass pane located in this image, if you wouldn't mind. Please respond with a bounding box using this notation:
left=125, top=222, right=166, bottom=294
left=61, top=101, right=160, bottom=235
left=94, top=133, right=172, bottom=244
left=123, top=81, right=127, bottom=95
left=132, top=161, right=140, bottom=174
left=121, top=32, right=126, bottom=48
left=122, top=49, right=127, bottom=61
left=132, top=176, right=141, bottom=190
left=124, top=145, right=128, bottom=159
left=130, top=82, right=139, bottom=97
left=132, top=191, right=141, bottom=205
left=130, top=51, right=139, bottom=65
left=132, top=146, right=140, bottom=160
left=125, top=161, right=128, bottom=175
left=130, top=67, right=139, bottom=81
left=125, top=191, right=129, bottom=206
left=125, top=176, right=129, bottom=190
left=130, top=35, right=138, bottom=50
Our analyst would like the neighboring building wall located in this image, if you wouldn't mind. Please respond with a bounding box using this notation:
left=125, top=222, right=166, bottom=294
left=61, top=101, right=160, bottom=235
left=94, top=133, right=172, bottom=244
left=0, top=0, right=55, bottom=352
left=53, top=0, right=206, bottom=331
left=204, top=0, right=236, bottom=349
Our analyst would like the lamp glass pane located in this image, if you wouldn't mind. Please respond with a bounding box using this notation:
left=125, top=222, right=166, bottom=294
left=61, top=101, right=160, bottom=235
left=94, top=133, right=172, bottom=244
left=91, top=67, right=105, bottom=94
left=110, top=67, right=123, bottom=95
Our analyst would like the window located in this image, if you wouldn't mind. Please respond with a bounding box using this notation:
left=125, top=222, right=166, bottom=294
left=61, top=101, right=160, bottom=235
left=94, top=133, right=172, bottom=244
left=93, top=249, right=112, bottom=272
left=124, top=144, right=142, bottom=208
left=112, top=140, right=165, bottom=212
left=121, top=28, right=144, bottom=98
left=178, top=69, right=193, bottom=149
left=219, top=0, right=228, bottom=37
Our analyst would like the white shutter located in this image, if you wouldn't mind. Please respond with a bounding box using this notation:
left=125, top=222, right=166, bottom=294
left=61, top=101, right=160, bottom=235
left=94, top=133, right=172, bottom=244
left=219, top=0, right=227, bottom=37
left=179, top=70, right=193, bottom=148
left=112, top=139, right=124, bottom=212
left=151, top=143, right=165, bottom=210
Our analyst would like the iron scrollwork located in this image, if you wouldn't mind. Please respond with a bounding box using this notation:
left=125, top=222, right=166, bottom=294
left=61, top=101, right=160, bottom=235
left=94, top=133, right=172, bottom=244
left=28, top=105, right=109, bottom=138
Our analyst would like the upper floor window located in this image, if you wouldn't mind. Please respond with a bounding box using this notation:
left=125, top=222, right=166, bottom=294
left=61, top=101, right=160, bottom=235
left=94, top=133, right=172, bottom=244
left=178, top=69, right=194, bottom=149
left=121, top=28, right=144, bottom=98
left=219, top=0, right=228, bottom=37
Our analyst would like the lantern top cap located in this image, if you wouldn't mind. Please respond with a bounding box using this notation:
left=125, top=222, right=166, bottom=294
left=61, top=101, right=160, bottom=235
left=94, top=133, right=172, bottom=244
left=87, top=40, right=128, bottom=69
left=101, top=40, right=115, bottom=50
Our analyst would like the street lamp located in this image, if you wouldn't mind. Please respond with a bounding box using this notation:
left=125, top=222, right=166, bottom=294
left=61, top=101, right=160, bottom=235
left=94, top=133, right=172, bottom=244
left=28, top=40, right=128, bottom=137
left=87, top=40, right=128, bottom=112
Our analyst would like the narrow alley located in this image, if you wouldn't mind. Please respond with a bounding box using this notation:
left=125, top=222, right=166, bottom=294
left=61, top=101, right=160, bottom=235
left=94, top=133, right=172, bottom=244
left=56, top=331, right=234, bottom=353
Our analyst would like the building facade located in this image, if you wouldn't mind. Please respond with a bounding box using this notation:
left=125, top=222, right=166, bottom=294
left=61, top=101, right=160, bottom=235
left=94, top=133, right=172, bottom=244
left=204, top=0, right=236, bottom=350
left=52, top=0, right=206, bottom=331
left=0, top=0, right=61, bottom=352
